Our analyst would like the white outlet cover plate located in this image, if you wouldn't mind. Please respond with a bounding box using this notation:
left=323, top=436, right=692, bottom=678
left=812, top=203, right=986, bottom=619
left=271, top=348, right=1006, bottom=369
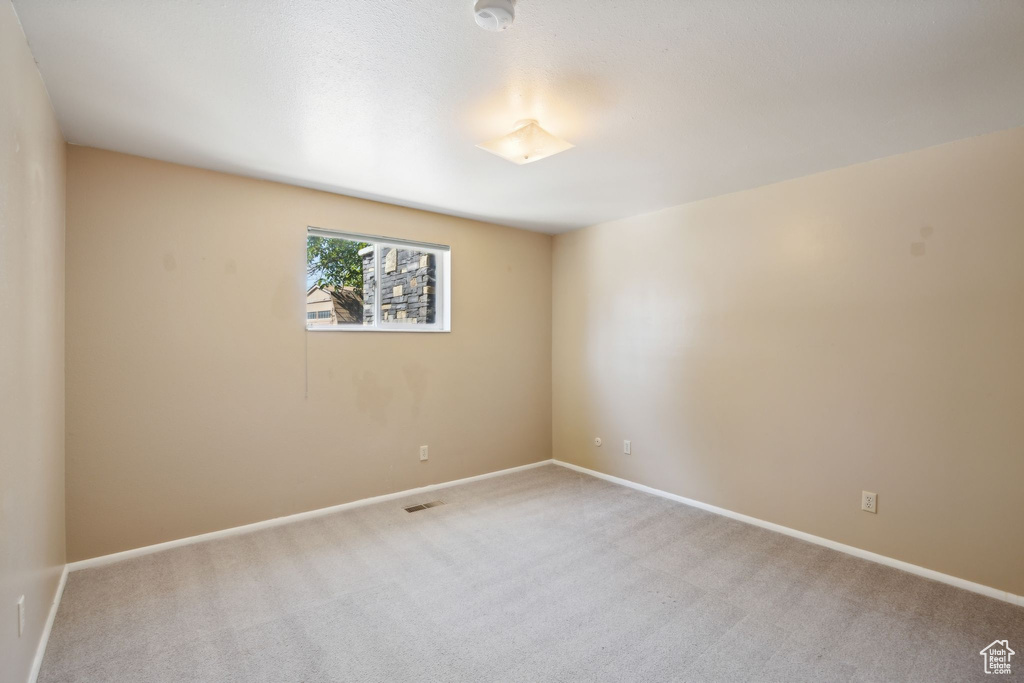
left=419, top=446, right=428, bottom=461
left=861, top=491, right=877, bottom=513
left=624, top=440, right=631, bottom=454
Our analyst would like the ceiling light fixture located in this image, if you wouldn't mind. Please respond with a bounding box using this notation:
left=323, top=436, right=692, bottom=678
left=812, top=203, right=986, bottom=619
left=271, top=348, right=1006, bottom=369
left=476, top=119, right=574, bottom=165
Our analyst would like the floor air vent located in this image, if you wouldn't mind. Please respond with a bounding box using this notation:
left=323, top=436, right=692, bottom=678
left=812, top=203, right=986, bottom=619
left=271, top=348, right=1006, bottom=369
left=403, top=501, right=445, bottom=513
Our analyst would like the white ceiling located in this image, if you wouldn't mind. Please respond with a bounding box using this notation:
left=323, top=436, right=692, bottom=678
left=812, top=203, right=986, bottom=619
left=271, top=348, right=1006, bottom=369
left=13, top=0, right=1024, bottom=233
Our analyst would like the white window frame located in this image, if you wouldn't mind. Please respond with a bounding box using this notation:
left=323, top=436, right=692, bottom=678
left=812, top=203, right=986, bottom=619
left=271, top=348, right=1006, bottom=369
left=306, top=226, right=451, bottom=333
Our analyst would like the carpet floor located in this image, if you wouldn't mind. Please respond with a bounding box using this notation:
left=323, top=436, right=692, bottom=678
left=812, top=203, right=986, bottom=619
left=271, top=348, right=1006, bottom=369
left=40, top=464, right=1023, bottom=682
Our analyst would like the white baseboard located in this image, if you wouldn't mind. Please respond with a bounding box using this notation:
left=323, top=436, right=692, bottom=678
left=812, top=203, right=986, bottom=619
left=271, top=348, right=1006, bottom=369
left=552, top=459, right=1024, bottom=608
left=28, top=564, right=68, bottom=683
left=67, top=459, right=554, bottom=572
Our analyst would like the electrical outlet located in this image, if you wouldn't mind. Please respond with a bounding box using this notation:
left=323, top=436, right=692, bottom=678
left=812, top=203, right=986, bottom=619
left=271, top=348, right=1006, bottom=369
left=17, top=595, right=25, bottom=637
left=419, top=445, right=428, bottom=461
left=861, top=491, right=877, bottom=513
left=623, top=440, right=631, bottom=455
left=594, top=437, right=602, bottom=447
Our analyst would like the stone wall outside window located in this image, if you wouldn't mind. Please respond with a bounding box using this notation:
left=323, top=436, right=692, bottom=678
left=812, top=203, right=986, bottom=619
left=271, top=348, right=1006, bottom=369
left=360, top=246, right=436, bottom=325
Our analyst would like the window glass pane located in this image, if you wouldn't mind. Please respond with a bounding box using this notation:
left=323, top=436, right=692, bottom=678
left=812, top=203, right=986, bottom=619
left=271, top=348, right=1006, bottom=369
left=305, top=229, right=448, bottom=332
left=306, top=235, right=371, bottom=326
left=379, top=247, right=437, bottom=326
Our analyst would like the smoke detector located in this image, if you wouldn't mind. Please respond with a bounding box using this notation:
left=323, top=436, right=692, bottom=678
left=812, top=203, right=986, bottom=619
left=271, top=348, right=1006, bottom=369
left=474, top=0, right=515, bottom=31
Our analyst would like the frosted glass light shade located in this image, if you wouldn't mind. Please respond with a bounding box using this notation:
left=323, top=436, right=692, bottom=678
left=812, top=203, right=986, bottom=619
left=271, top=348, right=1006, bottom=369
left=477, top=119, right=574, bottom=165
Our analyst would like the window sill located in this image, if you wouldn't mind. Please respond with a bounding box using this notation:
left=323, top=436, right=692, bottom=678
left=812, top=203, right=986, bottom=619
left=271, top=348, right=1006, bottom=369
left=306, top=325, right=450, bottom=333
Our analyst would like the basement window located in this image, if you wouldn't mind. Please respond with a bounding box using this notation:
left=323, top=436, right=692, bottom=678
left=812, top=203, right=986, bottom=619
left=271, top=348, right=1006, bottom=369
left=306, top=227, right=451, bottom=332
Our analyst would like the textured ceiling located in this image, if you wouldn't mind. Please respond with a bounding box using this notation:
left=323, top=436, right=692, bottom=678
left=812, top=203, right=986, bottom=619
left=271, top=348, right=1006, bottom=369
left=13, top=0, right=1024, bottom=233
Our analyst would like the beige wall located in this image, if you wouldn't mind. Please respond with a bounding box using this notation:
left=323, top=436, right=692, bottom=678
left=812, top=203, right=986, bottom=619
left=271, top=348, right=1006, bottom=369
left=65, top=146, right=552, bottom=561
left=0, top=2, right=67, bottom=680
left=553, top=127, right=1024, bottom=596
